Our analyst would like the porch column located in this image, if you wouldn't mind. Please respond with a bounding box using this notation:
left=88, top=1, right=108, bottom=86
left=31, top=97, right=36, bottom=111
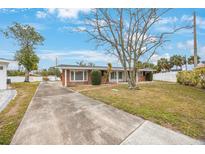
left=109, top=72, right=111, bottom=83
left=116, top=71, right=119, bottom=83
left=65, top=69, right=67, bottom=87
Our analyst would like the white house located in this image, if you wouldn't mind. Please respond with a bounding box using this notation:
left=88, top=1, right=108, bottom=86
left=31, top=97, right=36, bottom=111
left=0, top=58, right=10, bottom=90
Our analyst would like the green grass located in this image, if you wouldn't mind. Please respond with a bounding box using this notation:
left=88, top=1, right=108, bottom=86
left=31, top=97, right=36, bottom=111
left=80, top=82, right=205, bottom=139
left=0, top=82, right=39, bottom=144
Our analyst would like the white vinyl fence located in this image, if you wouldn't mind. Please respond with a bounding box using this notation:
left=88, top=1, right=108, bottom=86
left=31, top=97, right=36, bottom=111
left=8, top=76, right=43, bottom=83
left=153, top=72, right=178, bottom=83
left=8, top=76, right=60, bottom=83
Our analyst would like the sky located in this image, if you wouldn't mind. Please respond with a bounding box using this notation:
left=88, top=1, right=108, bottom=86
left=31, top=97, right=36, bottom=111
left=0, top=8, right=205, bottom=69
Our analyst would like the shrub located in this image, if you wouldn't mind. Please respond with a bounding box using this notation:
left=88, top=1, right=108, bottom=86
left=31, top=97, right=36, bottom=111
left=189, top=71, right=200, bottom=86
left=7, top=70, right=25, bottom=76
left=48, top=67, right=61, bottom=77
left=196, top=67, right=205, bottom=88
left=43, top=76, right=49, bottom=81
left=183, top=71, right=192, bottom=86
left=176, top=71, right=183, bottom=84
left=91, top=70, right=101, bottom=85
left=145, top=72, right=153, bottom=81
left=177, top=71, right=190, bottom=85
left=177, top=70, right=200, bottom=87
left=41, top=69, right=48, bottom=76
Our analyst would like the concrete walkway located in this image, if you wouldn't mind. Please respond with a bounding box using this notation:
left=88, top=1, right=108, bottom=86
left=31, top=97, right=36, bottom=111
left=11, top=82, right=203, bottom=145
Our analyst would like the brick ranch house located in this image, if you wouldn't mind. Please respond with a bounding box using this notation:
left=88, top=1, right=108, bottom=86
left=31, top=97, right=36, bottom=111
left=57, top=65, right=154, bottom=86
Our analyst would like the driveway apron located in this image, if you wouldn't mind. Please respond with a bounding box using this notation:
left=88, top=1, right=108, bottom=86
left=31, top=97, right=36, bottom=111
left=11, top=82, right=203, bottom=145
left=11, top=82, right=144, bottom=144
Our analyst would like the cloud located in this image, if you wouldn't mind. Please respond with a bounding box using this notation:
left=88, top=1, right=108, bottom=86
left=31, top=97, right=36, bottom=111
left=155, top=25, right=174, bottom=32
left=181, top=14, right=205, bottom=29
left=58, top=26, right=86, bottom=32
left=38, top=50, right=119, bottom=64
left=199, top=46, right=205, bottom=60
left=157, top=17, right=178, bottom=25
left=0, top=8, right=30, bottom=14
left=23, top=22, right=46, bottom=31
left=177, top=40, right=193, bottom=51
left=150, top=53, right=170, bottom=64
left=36, top=11, right=47, bottom=19
left=177, top=40, right=205, bottom=60
left=37, top=8, right=91, bottom=20
left=56, top=9, right=90, bottom=19
left=155, top=14, right=205, bottom=34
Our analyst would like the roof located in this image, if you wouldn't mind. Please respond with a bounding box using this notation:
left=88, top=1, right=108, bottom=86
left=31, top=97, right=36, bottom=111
left=0, top=58, right=13, bottom=64
left=56, top=64, right=155, bottom=72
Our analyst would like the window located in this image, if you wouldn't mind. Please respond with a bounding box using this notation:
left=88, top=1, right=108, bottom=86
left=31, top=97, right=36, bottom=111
left=0, top=66, right=3, bottom=70
left=75, top=71, right=83, bottom=80
left=71, top=71, right=74, bottom=80
left=70, top=70, right=88, bottom=81
left=111, top=72, right=116, bottom=80
left=84, top=71, right=88, bottom=80
left=110, top=71, right=123, bottom=81
left=118, top=72, right=123, bottom=79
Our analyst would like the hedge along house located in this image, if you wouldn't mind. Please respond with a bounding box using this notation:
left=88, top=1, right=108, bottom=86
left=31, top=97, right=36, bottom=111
left=57, top=64, right=154, bottom=87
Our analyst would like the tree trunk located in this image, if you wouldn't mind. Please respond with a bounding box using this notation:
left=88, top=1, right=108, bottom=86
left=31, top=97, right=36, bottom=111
left=24, top=70, right=30, bottom=82
left=127, top=70, right=139, bottom=90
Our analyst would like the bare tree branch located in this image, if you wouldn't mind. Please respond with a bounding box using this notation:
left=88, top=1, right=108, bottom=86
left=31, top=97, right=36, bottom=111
left=83, top=8, right=191, bottom=88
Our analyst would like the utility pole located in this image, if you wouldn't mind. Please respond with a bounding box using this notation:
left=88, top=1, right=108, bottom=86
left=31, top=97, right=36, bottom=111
left=193, top=11, right=198, bottom=68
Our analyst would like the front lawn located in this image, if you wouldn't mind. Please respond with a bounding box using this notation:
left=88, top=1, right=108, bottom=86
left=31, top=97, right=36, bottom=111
left=80, top=81, right=205, bottom=139
left=70, top=84, right=117, bottom=92
left=0, top=82, right=39, bottom=144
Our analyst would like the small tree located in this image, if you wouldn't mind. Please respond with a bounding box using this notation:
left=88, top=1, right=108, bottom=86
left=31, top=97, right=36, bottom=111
left=48, top=67, right=61, bottom=77
left=4, top=23, right=44, bottom=82
left=106, top=63, right=112, bottom=82
left=76, top=60, right=95, bottom=67
left=136, top=61, right=144, bottom=69
left=41, top=69, right=48, bottom=77
left=157, top=58, right=172, bottom=72
left=170, top=55, right=186, bottom=70
left=188, top=56, right=200, bottom=65
left=142, top=62, right=155, bottom=69
left=87, top=62, right=95, bottom=67
left=76, top=60, right=87, bottom=66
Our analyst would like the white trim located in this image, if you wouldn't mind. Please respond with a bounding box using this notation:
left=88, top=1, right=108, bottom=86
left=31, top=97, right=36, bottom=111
left=109, top=71, right=124, bottom=83
left=57, top=66, right=155, bottom=72
left=0, top=59, right=10, bottom=64
left=70, top=70, right=88, bottom=82
left=58, top=66, right=125, bottom=71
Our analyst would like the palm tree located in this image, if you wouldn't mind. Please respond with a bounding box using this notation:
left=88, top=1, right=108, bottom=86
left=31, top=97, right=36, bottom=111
left=188, top=56, right=200, bottom=65
left=76, top=60, right=87, bottom=66
left=157, top=58, right=172, bottom=72
left=87, top=62, right=95, bottom=67
left=107, top=63, right=112, bottom=82
left=170, top=55, right=186, bottom=70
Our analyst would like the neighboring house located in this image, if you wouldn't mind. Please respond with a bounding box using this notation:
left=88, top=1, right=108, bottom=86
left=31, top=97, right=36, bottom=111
left=57, top=64, right=154, bottom=86
left=196, top=63, right=205, bottom=69
left=7, top=60, right=23, bottom=71
left=0, top=58, right=10, bottom=90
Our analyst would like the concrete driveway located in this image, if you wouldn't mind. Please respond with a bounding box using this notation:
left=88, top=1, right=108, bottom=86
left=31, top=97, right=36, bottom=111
left=11, top=82, right=203, bottom=145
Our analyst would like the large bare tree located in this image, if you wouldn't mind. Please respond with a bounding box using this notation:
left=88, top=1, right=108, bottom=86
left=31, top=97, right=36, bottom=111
left=83, top=9, right=190, bottom=89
